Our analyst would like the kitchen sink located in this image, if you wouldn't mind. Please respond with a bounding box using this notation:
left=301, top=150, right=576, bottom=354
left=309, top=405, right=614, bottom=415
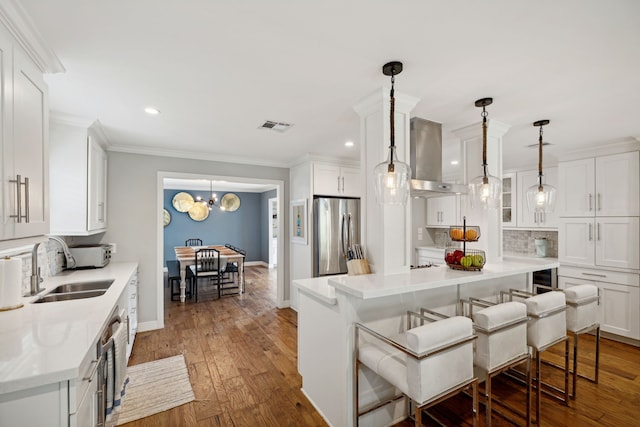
left=33, top=289, right=108, bottom=303
left=49, top=280, right=114, bottom=294
left=31, top=279, right=114, bottom=303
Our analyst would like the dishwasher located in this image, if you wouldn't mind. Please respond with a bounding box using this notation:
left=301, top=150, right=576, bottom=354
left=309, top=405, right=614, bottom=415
left=75, top=309, right=123, bottom=427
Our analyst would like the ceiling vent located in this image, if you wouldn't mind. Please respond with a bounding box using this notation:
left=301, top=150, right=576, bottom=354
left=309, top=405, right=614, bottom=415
left=259, top=120, right=293, bottom=133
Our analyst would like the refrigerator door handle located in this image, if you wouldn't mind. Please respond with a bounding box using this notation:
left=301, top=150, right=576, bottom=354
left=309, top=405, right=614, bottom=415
left=341, top=213, right=348, bottom=258
left=347, top=213, right=353, bottom=251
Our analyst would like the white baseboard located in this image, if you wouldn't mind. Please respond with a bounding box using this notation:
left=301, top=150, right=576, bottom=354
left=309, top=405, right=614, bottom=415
left=137, top=320, right=162, bottom=332
left=245, top=260, right=268, bottom=267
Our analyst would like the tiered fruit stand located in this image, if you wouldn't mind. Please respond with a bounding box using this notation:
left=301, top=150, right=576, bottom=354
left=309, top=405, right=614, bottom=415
left=444, top=216, right=485, bottom=271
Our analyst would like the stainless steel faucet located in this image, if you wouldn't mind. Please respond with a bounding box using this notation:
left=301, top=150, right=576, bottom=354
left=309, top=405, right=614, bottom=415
left=28, top=242, right=44, bottom=296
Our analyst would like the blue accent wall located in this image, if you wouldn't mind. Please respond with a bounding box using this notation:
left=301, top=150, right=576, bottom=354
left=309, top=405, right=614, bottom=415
left=163, top=189, right=272, bottom=266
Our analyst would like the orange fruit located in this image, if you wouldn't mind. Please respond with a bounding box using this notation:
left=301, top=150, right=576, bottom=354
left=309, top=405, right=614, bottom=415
left=465, top=229, right=478, bottom=240
left=450, top=228, right=463, bottom=240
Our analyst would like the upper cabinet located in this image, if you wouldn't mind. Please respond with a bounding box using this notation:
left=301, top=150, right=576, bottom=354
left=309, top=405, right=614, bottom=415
left=0, top=25, right=49, bottom=241
left=426, top=195, right=458, bottom=227
left=516, top=167, right=559, bottom=228
left=50, top=120, right=108, bottom=235
left=558, top=152, right=639, bottom=217
left=313, top=163, right=360, bottom=198
left=502, top=173, right=516, bottom=227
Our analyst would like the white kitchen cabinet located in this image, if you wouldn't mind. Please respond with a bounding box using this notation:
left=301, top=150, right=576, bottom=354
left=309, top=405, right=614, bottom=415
left=558, top=152, right=639, bottom=217
left=558, top=217, right=639, bottom=270
left=0, top=25, right=49, bottom=241
left=516, top=168, right=559, bottom=228
left=559, top=266, right=640, bottom=340
left=50, top=121, right=108, bottom=235
left=313, top=163, right=360, bottom=198
left=426, top=195, right=458, bottom=227
left=502, top=173, right=516, bottom=227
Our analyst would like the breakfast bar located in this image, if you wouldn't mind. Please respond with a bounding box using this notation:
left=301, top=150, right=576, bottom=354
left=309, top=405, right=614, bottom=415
left=293, top=256, right=559, bottom=427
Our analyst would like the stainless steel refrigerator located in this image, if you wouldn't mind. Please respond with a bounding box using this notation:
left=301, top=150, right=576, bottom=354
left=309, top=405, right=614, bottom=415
left=313, top=197, right=360, bottom=277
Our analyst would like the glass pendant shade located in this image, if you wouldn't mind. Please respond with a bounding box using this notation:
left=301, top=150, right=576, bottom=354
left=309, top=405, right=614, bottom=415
left=374, top=146, right=411, bottom=205
left=527, top=120, right=555, bottom=213
left=526, top=182, right=556, bottom=213
left=469, top=173, right=502, bottom=209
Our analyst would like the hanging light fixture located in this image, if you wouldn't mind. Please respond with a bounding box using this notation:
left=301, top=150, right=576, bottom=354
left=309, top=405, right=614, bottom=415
left=526, top=120, right=556, bottom=213
left=469, top=97, right=501, bottom=209
left=195, top=180, right=219, bottom=211
left=373, top=61, right=411, bottom=205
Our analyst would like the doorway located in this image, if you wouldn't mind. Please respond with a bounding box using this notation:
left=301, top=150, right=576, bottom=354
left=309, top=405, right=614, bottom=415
left=156, top=171, right=285, bottom=328
left=268, top=197, right=278, bottom=268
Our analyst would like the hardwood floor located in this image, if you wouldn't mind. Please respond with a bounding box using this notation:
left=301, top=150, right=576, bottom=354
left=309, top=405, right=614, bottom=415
left=125, top=266, right=640, bottom=426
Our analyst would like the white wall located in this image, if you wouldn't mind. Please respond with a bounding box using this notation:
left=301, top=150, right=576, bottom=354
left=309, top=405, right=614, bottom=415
left=104, top=152, right=289, bottom=328
left=288, top=162, right=312, bottom=310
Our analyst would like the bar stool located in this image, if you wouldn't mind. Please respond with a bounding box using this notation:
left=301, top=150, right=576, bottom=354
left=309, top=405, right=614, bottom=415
left=426, top=300, right=531, bottom=427
left=502, top=290, right=569, bottom=424
left=355, top=312, right=478, bottom=426
left=538, top=284, right=600, bottom=399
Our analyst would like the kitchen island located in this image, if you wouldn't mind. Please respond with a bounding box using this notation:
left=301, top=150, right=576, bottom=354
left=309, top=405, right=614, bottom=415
left=0, top=262, right=138, bottom=426
left=293, top=256, right=559, bottom=427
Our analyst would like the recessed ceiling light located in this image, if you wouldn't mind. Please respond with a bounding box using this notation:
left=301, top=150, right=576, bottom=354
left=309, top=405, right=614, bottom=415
left=144, top=107, right=160, bottom=115
left=345, top=141, right=354, bottom=148
left=450, top=160, right=459, bottom=165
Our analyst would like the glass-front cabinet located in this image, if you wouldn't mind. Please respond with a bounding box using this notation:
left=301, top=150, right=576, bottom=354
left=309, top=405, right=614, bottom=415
left=502, top=173, right=516, bottom=227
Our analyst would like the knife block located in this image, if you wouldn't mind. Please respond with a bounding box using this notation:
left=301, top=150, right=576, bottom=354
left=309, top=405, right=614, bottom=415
left=347, top=259, right=371, bottom=276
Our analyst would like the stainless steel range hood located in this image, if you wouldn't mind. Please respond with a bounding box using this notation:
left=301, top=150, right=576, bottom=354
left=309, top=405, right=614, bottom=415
left=409, top=117, right=468, bottom=196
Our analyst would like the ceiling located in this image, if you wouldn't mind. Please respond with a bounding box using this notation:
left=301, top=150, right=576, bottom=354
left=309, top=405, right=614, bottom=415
left=18, top=0, right=640, bottom=172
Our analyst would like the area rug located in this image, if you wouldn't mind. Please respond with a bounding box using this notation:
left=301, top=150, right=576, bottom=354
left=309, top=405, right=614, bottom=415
left=116, top=354, right=195, bottom=425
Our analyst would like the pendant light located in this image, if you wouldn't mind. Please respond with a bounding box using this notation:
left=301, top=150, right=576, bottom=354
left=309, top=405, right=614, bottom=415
left=373, top=61, right=411, bottom=205
left=526, top=120, right=556, bottom=213
left=469, top=98, right=501, bottom=209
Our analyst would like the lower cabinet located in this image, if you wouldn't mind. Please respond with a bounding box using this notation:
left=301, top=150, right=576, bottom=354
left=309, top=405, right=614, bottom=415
left=559, top=266, right=640, bottom=340
left=127, top=270, right=138, bottom=360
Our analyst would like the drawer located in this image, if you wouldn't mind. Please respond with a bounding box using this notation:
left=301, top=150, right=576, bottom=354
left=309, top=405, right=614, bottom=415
left=559, top=266, right=639, bottom=287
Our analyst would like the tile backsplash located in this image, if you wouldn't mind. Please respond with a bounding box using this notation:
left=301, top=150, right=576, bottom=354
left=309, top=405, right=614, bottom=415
left=1, top=240, right=66, bottom=296
left=503, top=229, right=558, bottom=257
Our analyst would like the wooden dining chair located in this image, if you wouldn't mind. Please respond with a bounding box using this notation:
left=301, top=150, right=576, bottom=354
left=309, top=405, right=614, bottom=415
left=185, top=238, right=203, bottom=246
left=190, top=248, right=226, bottom=301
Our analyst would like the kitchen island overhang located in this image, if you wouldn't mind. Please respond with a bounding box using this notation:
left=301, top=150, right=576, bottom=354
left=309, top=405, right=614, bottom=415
left=293, top=256, right=559, bottom=427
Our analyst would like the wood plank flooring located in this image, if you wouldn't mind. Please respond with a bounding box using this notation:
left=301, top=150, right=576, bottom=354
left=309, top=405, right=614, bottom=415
left=125, top=266, right=640, bottom=426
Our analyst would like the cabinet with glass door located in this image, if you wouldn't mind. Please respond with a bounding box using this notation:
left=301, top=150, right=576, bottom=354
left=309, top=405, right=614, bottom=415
left=502, top=173, right=516, bottom=227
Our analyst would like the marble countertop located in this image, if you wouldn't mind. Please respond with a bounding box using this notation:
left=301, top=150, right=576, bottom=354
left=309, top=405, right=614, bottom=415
left=0, top=262, right=138, bottom=394
left=293, top=256, right=559, bottom=304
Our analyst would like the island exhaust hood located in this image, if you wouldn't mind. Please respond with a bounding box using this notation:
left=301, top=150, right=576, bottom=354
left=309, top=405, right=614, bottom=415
left=409, top=117, right=468, bottom=196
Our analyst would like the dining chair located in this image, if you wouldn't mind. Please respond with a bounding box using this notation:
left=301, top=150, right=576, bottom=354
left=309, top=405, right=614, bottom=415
left=190, top=248, right=226, bottom=301
left=185, top=238, right=203, bottom=246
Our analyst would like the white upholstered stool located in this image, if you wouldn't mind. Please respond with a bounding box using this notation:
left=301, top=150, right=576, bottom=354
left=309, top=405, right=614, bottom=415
left=355, top=313, right=478, bottom=426
left=503, top=290, right=569, bottom=424
left=444, top=300, right=531, bottom=427
left=562, top=284, right=600, bottom=398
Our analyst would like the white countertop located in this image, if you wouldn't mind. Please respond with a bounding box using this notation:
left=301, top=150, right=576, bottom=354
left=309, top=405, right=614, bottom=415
left=0, top=262, right=138, bottom=394
left=293, top=256, right=558, bottom=304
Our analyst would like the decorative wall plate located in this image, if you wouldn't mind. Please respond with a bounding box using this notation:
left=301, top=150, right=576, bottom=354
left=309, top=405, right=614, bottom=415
left=172, top=192, right=194, bottom=212
left=220, top=193, right=241, bottom=212
left=163, top=208, right=171, bottom=227
left=188, top=202, right=209, bottom=221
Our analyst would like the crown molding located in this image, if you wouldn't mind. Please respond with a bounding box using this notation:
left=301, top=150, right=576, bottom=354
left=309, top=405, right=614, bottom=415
left=0, top=0, right=64, bottom=73
left=107, top=144, right=291, bottom=169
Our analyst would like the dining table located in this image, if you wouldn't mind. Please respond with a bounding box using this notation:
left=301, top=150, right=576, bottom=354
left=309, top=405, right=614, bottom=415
left=173, top=245, right=246, bottom=302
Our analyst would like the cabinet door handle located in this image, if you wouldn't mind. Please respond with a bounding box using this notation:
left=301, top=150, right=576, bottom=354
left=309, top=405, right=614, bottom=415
left=98, top=202, right=104, bottom=222
left=588, top=193, right=593, bottom=211
left=541, top=211, right=545, bottom=223
left=341, top=176, right=345, bottom=193
left=588, top=223, right=593, bottom=241
left=337, top=176, right=340, bottom=192
left=597, top=193, right=601, bottom=211
left=597, top=222, right=600, bottom=241
left=83, top=358, right=101, bottom=382
left=582, top=272, right=606, bottom=278
left=9, top=175, right=25, bottom=223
